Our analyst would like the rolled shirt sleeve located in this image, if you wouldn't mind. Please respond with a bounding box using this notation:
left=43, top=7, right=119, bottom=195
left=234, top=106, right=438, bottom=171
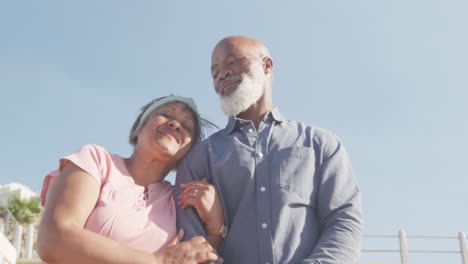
left=175, top=142, right=219, bottom=241
left=301, top=137, right=363, bottom=263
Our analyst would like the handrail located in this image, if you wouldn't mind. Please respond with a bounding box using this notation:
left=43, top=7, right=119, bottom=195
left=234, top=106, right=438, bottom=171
left=0, top=199, right=20, bottom=227
left=1, top=200, right=23, bottom=259
left=362, top=230, right=468, bottom=264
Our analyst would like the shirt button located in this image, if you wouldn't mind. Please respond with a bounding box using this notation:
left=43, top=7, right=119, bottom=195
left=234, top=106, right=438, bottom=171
left=260, top=186, right=266, bottom=192
left=136, top=199, right=146, bottom=210
left=257, top=152, right=264, bottom=158
left=248, top=128, right=254, bottom=133
left=261, top=223, right=268, bottom=229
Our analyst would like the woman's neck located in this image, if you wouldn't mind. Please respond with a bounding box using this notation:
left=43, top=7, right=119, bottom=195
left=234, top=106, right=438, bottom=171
left=124, top=152, right=171, bottom=187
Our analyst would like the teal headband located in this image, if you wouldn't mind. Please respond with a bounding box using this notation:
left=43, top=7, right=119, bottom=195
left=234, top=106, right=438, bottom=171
left=135, top=95, right=202, bottom=141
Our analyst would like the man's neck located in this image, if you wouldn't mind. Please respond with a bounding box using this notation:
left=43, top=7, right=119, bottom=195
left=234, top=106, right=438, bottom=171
left=237, top=103, right=273, bottom=130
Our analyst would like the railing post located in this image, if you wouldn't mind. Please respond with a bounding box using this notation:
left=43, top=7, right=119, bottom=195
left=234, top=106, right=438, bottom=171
left=12, top=223, right=23, bottom=257
left=24, top=224, right=35, bottom=259
left=399, top=230, right=409, bottom=264
left=459, top=232, right=468, bottom=264
left=0, top=230, right=17, bottom=264
left=4, top=213, right=10, bottom=235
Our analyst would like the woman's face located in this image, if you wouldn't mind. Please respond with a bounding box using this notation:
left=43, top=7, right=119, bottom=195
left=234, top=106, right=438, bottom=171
left=136, top=102, right=196, bottom=164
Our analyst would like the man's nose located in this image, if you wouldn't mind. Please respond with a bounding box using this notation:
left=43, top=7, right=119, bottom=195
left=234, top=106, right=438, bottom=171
left=218, top=65, right=232, bottom=81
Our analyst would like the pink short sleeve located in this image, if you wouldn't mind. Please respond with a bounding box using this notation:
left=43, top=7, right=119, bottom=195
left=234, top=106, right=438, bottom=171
left=59, top=144, right=108, bottom=184
left=41, top=144, right=110, bottom=206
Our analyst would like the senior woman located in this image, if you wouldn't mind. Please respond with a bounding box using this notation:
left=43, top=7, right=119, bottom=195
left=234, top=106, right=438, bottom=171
left=37, top=95, right=224, bottom=264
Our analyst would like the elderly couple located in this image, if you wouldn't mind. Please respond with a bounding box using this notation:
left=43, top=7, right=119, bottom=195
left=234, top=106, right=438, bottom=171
left=37, top=35, right=363, bottom=264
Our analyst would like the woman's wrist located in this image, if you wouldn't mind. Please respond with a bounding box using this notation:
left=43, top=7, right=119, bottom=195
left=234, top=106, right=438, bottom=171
left=206, top=233, right=224, bottom=248
left=205, top=222, right=223, bottom=235
left=205, top=223, right=228, bottom=238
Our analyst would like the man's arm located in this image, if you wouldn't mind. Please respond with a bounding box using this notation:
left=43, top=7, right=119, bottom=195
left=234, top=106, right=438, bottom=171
left=302, top=137, right=363, bottom=264
left=175, top=144, right=211, bottom=241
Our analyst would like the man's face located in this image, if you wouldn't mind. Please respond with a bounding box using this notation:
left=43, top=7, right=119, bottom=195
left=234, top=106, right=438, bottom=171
left=211, top=43, right=266, bottom=116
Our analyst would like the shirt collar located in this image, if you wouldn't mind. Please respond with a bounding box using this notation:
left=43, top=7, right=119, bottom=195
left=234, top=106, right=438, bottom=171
left=269, top=107, right=284, bottom=123
left=225, top=116, right=238, bottom=134
left=224, top=107, right=284, bottom=134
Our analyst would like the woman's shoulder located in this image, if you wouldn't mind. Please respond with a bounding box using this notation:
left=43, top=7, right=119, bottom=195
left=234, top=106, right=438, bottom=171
left=78, top=144, right=110, bottom=155
left=72, top=144, right=119, bottom=162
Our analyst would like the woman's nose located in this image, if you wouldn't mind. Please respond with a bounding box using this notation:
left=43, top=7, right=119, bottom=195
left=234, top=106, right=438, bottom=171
left=168, top=119, right=181, bottom=130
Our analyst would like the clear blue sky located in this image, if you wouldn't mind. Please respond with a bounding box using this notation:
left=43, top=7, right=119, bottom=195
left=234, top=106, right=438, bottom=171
left=1, top=1, right=467, bottom=263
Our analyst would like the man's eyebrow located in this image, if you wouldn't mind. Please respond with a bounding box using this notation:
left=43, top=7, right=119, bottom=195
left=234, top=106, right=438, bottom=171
left=211, top=63, right=218, bottom=72
left=211, top=53, right=237, bottom=72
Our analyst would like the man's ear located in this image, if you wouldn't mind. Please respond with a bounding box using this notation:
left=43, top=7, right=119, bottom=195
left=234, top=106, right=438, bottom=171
left=263, top=57, right=273, bottom=74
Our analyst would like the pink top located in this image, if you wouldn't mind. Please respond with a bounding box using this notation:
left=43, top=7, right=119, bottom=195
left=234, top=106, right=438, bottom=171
left=41, top=144, right=177, bottom=253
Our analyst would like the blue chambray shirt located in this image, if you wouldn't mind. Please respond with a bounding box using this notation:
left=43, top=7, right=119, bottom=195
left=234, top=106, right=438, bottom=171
left=175, top=108, right=363, bottom=264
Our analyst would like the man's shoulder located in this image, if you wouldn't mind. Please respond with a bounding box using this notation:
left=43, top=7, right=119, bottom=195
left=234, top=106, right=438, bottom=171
left=185, top=128, right=228, bottom=156
left=282, top=119, right=339, bottom=141
left=202, top=127, right=230, bottom=144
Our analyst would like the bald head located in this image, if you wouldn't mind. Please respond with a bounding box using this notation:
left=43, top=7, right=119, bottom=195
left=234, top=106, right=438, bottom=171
left=211, top=35, right=274, bottom=84
left=212, top=35, right=271, bottom=62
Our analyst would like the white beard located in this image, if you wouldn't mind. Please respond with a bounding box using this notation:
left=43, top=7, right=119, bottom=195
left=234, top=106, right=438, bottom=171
left=218, top=62, right=266, bottom=117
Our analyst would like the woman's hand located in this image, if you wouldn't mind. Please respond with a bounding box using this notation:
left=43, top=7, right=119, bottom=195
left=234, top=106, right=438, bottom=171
left=154, top=229, right=221, bottom=264
left=178, top=179, right=224, bottom=236
left=178, top=179, right=224, bottom=229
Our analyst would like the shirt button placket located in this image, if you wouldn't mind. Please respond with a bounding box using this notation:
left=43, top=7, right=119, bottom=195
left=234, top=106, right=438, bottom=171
left=256, top=147, right=272, bottom=263
left=255, top=120, right=275, bottom=264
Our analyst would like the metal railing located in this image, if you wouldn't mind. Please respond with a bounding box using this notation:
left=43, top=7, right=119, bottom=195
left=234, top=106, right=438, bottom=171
left=362, top=230, right=468, bottom=264
left=3, top=211, right=468, bottom=264
left=1, top=203, right=19, bottom=263
left=0, top=201, right=38, bottom=261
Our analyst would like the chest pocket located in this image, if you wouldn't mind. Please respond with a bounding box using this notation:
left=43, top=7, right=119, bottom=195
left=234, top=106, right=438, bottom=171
left=278, top=147, right=316, bottom=201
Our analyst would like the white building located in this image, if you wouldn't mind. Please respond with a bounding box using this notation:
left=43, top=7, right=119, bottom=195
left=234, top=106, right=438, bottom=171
left=0, top=183, right=39, bottom=263
left=0, top=183, right=38, bottom=205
